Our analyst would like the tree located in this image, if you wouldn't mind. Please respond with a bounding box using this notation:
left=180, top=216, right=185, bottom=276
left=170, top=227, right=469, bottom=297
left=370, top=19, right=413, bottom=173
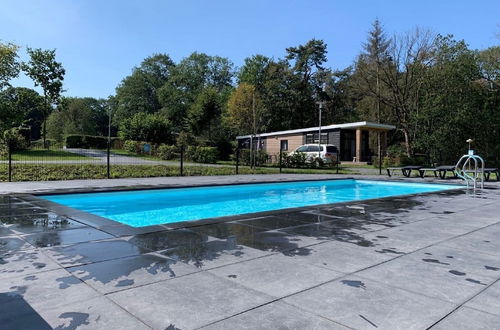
left=226, top=83, right=263, bottom=135
left=416, top=36, right=497, bottom=165
left=238, top=55, right=270, bottom=89
left=118, top=112, right=173, bottom=145
left=114, top=54, right=174, bottom=123
left=0, top=87, right=44, bottom=138
left=354, top=19, right=392, bottom=170
left=0, top=41, right=20, bottom=90
left=158, top=52, right=234, bottom=127
left=187, top=87, right=223, bottom=140
left=46, top=97, right=109, bottom=141
left=285, top=39, right=328, bottom=127
left=22, top=48, right=65, bottom=148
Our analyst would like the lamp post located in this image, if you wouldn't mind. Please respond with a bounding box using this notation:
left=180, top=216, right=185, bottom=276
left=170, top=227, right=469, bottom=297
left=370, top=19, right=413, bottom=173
left=107, top=104, right=112, bottom=179
left=318, top=83, right=326, bottom=159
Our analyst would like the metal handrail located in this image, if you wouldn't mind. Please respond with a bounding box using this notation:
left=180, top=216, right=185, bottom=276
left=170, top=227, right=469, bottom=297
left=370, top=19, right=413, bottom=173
left=454, top=154, right=485, bottom=189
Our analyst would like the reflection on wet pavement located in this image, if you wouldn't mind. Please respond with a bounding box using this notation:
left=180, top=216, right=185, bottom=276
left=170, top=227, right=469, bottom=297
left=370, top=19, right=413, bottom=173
left=45, top=239, right=151, bottom=266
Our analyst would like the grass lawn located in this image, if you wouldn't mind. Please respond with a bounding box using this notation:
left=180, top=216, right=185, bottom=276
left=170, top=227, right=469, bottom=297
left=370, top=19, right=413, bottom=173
left=9, top=149, right=93, bottom=161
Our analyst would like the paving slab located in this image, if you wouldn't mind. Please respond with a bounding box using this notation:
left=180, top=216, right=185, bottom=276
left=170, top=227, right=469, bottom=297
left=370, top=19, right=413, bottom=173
left=108, top=271, right=274, bottom=329
left=22, top=227, right=114, bottom=248
left=43, top=238, right=152, bottom=267
left=126, top=228, right=210, bottom=251
left=279, top=239, right=396, bottom=273
left=465, top=280, right=500, bottom=316
left=0, top=236, right=33, bottom=254
left=407, top=244, right=500, bottom=280
left=228, top=229, right=322, bottom=255
left=430, top=306, right=500, bottom=330
left=441, top=230, right=500, bottom=258
left=209, top=253, right=343, bottom=298
left=158, top=238, right=272, bottom=270
left=68, top=253, right=199, bottom=294
left=0, top=248, right=61, bottom=280
left=35, top=296, right=150, bottom=330
left=357, top=254, right=493, bottom=303
left=284, top=275, right=457, bottom=330
left=201, top=301, right=349, bottom=330
left=1, top=213, right=87, bottom=235
left=0, top=268, right=100, bottom=309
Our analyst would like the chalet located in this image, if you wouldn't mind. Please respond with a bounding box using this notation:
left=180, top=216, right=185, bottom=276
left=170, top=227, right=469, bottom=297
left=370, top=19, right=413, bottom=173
left=236, top=121, right=396, bottom=163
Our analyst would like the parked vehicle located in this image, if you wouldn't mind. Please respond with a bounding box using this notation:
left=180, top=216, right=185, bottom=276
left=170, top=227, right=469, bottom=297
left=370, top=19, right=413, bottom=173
left=289, top=144, right=339, bottom=164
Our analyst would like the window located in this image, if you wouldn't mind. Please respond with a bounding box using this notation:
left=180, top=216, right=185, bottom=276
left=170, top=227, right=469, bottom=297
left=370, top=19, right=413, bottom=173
left=305, top=133, right=328, bottom=144
left=296, top=146, right=308, bottom=152
left=326, top=146, right=338, bottom=153
left=280, top=140, right=288, bottom=151
left=307, top=145, right=322, bottom=152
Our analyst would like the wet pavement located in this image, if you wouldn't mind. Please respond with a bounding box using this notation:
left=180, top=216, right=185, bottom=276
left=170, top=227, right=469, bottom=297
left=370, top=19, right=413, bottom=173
left=0, top=175, right=499, bottom=329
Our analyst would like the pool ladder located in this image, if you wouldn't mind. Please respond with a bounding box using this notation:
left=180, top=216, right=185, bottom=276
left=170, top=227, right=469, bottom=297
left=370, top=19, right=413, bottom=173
left=454, top=154, right=485, bottom=189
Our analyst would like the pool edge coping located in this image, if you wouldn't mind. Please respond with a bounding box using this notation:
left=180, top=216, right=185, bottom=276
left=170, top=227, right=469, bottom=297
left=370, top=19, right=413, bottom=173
left=16, top=177, right=468, bottom=237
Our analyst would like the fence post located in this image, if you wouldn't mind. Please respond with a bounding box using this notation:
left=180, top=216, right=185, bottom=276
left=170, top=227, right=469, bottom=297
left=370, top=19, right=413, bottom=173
left=8, top=141, right=12, bottom=182
left=336, top=152, right=339, bottom=174
left=180, top=146, right=184, bottom=176
left=279, top=149, right=282, bottom=173
left=106, top=139, right=111, bottom=179
left=235, top=148, right=239, bottom=175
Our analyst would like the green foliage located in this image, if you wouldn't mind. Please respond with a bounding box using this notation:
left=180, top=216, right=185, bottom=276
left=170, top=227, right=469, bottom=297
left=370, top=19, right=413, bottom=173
left=119, top=112, right=173, bottom=145
left=176, top=131, right=196, bottom=148
left=2, top=128, right=28, bottom=151
left=47, top=97, right=110, bottom=142
left=65, top=135, right=110, bottom=149
left=158, top=52, right=233, bottom=127
left=281, top=152, right=326, bottom=168
left=0, top=87, right=44, bottom=136
left=238, top=149, right=268, bottom=166
left=0, top=42, right=20, bottom=89
left=22, top=48, right=65, bottom=147
left=186, top=146, right=218, bottom=163
left=114, top=54, right=174, bottom=123
left=123, top=140, right=140, bottom=153
left=281, top=152, right=307, bottom=168
left=187, top=87, right=223, bottom=139
left=156, top=144, right=178, bottom=160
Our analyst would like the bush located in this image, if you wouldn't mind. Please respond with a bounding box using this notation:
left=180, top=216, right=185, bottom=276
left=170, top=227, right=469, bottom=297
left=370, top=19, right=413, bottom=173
left=187, top=146, right=218, bottom=163
left=282, top=152, right=307, bottom=168
left=2, top=128, right=29, bottom=151
left=123, top=140, right=140, bottom=153
left=119, top=113, right=173, bottom=145
left=238, top=149, right=268, bottom=166
left=65, top=135, right=113, bottom=149
left=156, top=144, right=178, bottom=160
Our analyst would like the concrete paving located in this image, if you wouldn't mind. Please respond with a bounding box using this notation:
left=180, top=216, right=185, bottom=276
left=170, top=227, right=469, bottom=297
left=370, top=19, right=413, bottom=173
left=0, top=175, right=499, bottom=329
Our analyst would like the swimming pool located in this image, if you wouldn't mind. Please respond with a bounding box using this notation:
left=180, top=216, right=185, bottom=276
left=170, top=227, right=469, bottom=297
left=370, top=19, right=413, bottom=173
left=41, top=179, right=460, bottom=227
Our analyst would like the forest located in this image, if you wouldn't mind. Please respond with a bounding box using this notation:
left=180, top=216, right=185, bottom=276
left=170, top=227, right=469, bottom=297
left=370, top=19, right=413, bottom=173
left=1, top=20, right=499, bottom=167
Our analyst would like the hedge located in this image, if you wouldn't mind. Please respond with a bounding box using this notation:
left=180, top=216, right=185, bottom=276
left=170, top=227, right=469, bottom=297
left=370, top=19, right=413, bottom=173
left=157, top=144, right=178, bottom=160
left=187, top=146, right=218, bottom=163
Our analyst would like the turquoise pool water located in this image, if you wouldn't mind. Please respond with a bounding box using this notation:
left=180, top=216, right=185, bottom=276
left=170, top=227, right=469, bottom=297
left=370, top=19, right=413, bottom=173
left=41, top=179, right=460, bottom=227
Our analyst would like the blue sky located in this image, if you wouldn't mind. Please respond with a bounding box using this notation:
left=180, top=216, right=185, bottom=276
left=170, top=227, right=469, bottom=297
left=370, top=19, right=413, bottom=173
left=2, top=0, right=498, bottom=98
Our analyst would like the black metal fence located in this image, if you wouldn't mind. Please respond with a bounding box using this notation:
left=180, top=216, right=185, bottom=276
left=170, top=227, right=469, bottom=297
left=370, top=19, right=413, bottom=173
left=0, top=142, right=346, bottom=182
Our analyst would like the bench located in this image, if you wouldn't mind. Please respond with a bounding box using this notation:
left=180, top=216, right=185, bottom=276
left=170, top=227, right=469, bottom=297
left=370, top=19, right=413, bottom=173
left=386, top=166, right=423, bottom=177
left=463, top=168, right=499, bottom=181
left=419, top=165, right=457, bottom=179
